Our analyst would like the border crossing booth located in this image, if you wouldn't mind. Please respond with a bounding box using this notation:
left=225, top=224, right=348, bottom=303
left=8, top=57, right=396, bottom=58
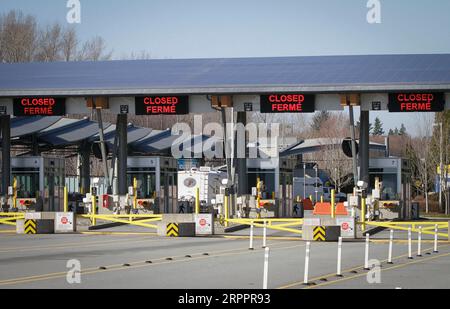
left=127, top=156, right=178, bottom=214
left=11, top=156, right=65, bottom=212
left=246, top=157, right=295, bottom=217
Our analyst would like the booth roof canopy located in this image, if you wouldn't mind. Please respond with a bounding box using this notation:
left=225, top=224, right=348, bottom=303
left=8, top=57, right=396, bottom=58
left=9, top=116, right=221, bottom=156
left=280, top=138, right=386, bottom=157
left=1, top=54, right=450, bottom=96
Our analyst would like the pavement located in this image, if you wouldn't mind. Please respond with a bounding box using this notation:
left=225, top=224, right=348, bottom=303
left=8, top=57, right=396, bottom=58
left=0, top=225, right=449, bottom=289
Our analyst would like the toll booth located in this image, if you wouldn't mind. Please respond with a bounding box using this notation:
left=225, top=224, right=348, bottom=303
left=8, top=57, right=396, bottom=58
left=127, top=157, right=178, bottom=214
left=11, top=156, right=65, bottom=212
left=246, top=157, right=295, bottom=217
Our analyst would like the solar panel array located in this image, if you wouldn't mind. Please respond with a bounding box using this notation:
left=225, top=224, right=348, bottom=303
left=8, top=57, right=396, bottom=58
left=1, top=54, right=450, bottom=94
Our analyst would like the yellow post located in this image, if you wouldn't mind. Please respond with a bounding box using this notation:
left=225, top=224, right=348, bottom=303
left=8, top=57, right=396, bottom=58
left=13, top=177, right=17, bottom=209
left=64, top=186, right=68, bottom=213
left=331, top=189, right=336, bottom=218
left=321, top=195, right=324, bottom=203
left=309, top=195, right=313, bottom=201
left=133, top=177, right=138, bottom=210
left=195, top=187, right=200, bottom=214
left=224, top=194, right=229, bottom=228
left=361, top=197, right=366, bottom=231
left=91, top=193, right=97, bottom=226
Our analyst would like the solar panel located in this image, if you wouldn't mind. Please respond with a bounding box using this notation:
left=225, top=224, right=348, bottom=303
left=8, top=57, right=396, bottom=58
left=0, top=54, right=449, bottom=95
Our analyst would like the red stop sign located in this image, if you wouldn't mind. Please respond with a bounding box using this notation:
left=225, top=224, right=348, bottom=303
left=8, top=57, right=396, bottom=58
left=199, top=219, right=207, bottom=227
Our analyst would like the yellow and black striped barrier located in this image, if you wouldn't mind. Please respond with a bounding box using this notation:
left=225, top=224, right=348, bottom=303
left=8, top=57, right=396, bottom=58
left=24, top=219, right=37, bottom=234
left=166, top=223, right=179, bottom=237
left=313, top=226, right=326, bottom=241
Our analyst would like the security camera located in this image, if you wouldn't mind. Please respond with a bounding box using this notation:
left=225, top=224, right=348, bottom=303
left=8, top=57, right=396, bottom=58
left=357, top=181, right=368, bottom=189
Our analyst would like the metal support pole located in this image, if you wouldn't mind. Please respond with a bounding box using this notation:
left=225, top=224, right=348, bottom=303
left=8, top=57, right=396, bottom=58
left=133, top=178, right=137, bottom=210
left=303, top=163, right=306, bottom=200
left=331, top=189, right=336, bottom=219
left=364, top=233, right=370, bottom=270
left=439, top=123, right=443, bottom=212
left=408, top=228, right=413, bottom=259
left=64, top=186, right=68, bottom=213
left=337, top=237, right=343, bottom=277
left=79, top=142, right=91, bottom=195
left=93, top=100, right=110, bottom=192
left=249, top=221, right=254, bottom=250
left=388, top=229, right=394, bottom=264
left=303, top=242, right=311, bottom=285
left=361, top=197, right=366, bottom=231
left=236, top=111, right=247, bottom=195
left=91, top=192, right=97, bottom=226
left=195, top=187, right=200, bottom=214
left=117, top=114, right=128, bottom=196
left=348, top=106, right=359, bottom=185
left=262, top=220, right=267, bottom=248
left=263, top=247, right=269, bottom=290
left=360, top=111, right=370, bottom=185
left=1, top=115, right=11, bottom=209
left=224, top=194, right=229, bottom=228
left=434, top=225, right=439, bottom=253
left=417, top=226, right=422, bottom=257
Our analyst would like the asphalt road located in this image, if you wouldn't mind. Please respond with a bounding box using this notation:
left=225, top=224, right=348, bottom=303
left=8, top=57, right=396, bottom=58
left=0, top=226, right=449, bottom=289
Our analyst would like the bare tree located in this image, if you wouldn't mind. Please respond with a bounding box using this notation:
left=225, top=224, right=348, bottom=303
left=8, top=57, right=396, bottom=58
left=61, top=26, right=78, bottom=61
left=78, top=36, right=112, bottom=61
left=304, top=112, right=353, bottom=192
left=0, top=10, right=37, bottom=63
left=35, top=23, right=63, bottom=62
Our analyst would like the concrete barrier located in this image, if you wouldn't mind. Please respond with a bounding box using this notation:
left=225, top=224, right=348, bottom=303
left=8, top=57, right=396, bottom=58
left=158, top=214, right=195, bottom=236
left=303, top=225, right=341, bottom=242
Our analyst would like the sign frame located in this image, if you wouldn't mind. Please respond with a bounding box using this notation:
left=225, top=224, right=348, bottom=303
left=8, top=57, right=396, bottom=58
left=388, top=92, right=445, bottom=113
left=260, top=93, right=316, bottom=114
left=135, top=95, right=189, bottom=116
left=13, top=97, right=66, bottom=116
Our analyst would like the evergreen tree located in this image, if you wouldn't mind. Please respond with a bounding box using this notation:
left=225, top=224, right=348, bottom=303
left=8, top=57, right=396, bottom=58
left=399, top=124, right=407, bottom=136
left=372, top=117, right=385, bottom=135
left=388, top=129, right=394, bottom=135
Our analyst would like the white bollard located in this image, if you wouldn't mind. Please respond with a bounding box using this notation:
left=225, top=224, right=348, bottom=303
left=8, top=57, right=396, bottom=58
left=388, top=229, right=394, bottom=264
left=262, top=220, right=267, bottom=248
left=364, top=233, right=370, bottom=270
left=249, top=222, right=254, bottom=250
left=263, top=247, right=270, bottom=289
left=337, top=237, right=343, bottom=277
left=408, top=227, right=413, bottom=259
left=303, top=242, right=311, bottom=285
left=417, top=226, right=422, bottom=257
left=434, top=224, right=439, bottom=253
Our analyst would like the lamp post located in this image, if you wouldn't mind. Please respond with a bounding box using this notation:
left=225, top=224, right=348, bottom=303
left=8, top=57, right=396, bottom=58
left=314, top=164, right=318, bottom=203
left=303, top=163, right=306, bottom=200
left=421, top=158, right=429, bottom=214
left=434, top=123, right=443, bottom=212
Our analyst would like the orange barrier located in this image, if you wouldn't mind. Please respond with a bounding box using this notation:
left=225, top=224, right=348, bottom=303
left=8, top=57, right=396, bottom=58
left=313, top=202, right=348, bottom=216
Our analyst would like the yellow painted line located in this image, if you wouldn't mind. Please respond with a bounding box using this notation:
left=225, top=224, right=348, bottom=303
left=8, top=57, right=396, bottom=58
left=370, top=239, right=450, bottom=244
left=223, top=235, right=301, bottom=241
left=278, top=244, right=450, bottom=289
left=0, top=230, right=15, bottom=234
left=306, top=251, right=450, bottom=289
left=80, top=232, right=157, bottom=236
left=0, top=236, right=161, bottom=253
left=0, top=240, right=304, bottom=287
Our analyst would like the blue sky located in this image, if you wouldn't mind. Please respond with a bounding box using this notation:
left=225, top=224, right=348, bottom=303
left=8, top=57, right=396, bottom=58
left=1, top=0, right=450, bottom=135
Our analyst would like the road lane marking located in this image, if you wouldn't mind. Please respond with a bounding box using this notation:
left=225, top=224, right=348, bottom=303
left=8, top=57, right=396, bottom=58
left=305, top=250, right=450, bottom=289
left=0, top=241, right=307, bottom=287
left=278, top=244, right=450, bottom=289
